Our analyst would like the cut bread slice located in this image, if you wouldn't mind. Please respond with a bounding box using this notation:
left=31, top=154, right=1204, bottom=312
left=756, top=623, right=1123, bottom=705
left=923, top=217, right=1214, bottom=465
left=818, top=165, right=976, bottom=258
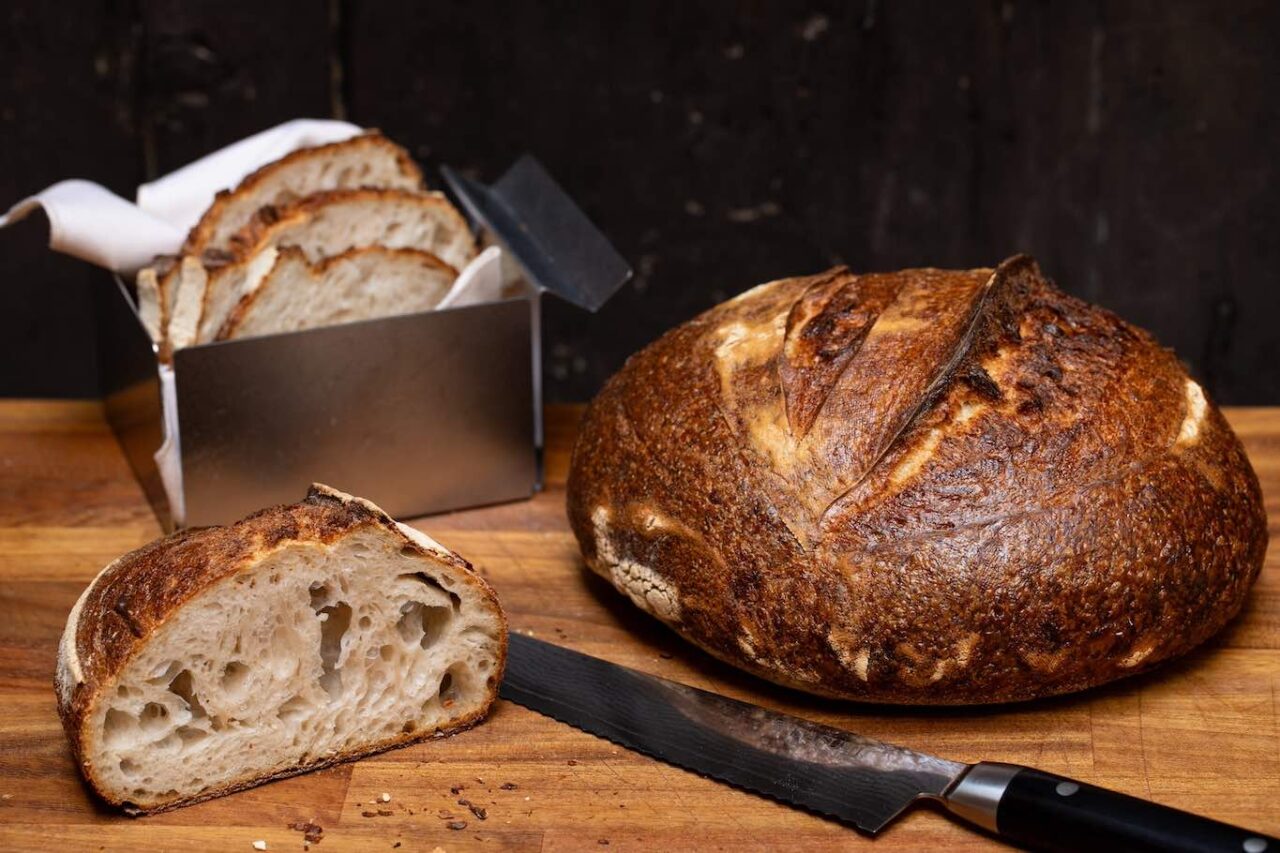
left=163, top=256, right=211, bottom=351
left=55, top=484, right=507, bottom=814
left=183, top=131, right=424, bottom=258
left=135, top=256, right=182, bottom=346
left=232, top=188, right=475, bottom=271
left=135, top=267, right=164, bottom=344
left=217, top=246, right=457, bottom=341
left=187, top=189, right=474, bottom=345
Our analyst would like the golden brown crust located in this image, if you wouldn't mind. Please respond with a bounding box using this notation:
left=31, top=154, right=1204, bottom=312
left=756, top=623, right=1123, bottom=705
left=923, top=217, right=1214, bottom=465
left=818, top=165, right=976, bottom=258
left=566, top=255, right=1267, bottom=704
left=182, top=131, right=424, bottom=257
left=214, top=245, right=458, bottom=341
left=56, top=484, right=506, bottom=812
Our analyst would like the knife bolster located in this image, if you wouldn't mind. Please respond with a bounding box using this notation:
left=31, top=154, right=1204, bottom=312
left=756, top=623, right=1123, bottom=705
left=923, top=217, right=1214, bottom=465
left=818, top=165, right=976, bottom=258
left=942, top=762, right=1021, bottom=833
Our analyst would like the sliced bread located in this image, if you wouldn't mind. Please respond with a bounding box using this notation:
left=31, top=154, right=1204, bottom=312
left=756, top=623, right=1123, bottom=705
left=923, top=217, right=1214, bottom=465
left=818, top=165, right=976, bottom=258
left=183, top=131, right=424, bottom=258
left=217, top=246, right=457, bottom=341
left=55, top=484, right=507, bottom=814
left=232, top=187, right=475, bottom=271
left=160, top=256, right=209, bottom=351
left=135, top=267, right=164, bottom=344
left=187, top=189, right=474, bottom=345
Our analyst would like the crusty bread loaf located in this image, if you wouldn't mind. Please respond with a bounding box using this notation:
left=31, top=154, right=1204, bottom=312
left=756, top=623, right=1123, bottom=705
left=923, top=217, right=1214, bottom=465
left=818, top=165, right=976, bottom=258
left=183, top=131, right=424, bottom=258
left=180, top=188, right=474, bottom=346
left=567, top=255, right=1267, bottom=704
left=217, top=246, right=457, bottom=341
left=55, top=484, right=507, bottom=813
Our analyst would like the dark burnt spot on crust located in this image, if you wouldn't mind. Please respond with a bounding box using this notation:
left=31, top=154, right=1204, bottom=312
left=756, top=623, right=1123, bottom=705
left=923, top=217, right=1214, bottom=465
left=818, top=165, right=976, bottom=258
left=957, top=364, right=1003, bottom=402
left=200, top=247, right=235, bottom=268
left=254, top=204, right=282, bottom=226
left=112, top=599, right=143, bottom=638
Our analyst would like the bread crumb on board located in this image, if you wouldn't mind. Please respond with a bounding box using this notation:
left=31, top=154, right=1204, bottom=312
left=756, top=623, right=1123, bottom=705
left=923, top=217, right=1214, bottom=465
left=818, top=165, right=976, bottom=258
left=251, top=842, right=267, bottom=851
left=287, top=819, right=324, bottom=845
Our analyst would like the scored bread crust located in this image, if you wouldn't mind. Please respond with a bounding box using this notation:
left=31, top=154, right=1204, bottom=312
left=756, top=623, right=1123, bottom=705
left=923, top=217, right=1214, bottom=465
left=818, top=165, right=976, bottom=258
left=55, top=484, right=507, bottom=814
left=182, top=131, right=424, bottom=258
left=215, top=245, right=458, bottom=341
left=566, top=255, right=1268, bottom=704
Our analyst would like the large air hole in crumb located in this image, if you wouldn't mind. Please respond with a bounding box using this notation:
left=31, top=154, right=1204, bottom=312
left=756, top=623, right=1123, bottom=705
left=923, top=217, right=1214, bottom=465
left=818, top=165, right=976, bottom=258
left=402, top=719, right=417, bottom=734
left=398, top=571, right=462, bottom=614
left=119, top=758, right=139, bottom=776
left=438, top=667, right=465, bottom=708
left=103, top=708, right=135, bottom=747
left=176, top=726, right=207, bottom=747
left=317, top=601, right=353, bottom=699
left=168, top=669, right=207, bottom=719
left=139, top=702, right=169, bottom=733
left=220, top=661, right=249, bottom=696
left=277, top=694, right=309, bottom=724
left=396, top=601, right=451, bottom=649
left=309, top=582, right=332, bottom=612
left=146, top=660, right=182, bottom=685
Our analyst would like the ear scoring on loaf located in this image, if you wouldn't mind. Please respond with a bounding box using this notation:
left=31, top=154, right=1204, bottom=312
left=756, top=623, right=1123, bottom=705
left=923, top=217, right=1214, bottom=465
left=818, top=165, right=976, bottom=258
left=567, top=255, right=1267, bottom=704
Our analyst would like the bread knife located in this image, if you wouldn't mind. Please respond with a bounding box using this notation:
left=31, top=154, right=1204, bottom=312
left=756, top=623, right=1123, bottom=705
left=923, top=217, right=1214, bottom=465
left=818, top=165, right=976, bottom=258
left=501, top=633, right=1277, bottom=852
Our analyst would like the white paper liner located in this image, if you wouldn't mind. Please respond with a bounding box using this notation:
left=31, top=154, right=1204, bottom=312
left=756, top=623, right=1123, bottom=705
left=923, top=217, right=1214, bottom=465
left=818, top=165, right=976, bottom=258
left=1, top=119, right=365, bottom=274
left=155, top=365, right=185, bottom=527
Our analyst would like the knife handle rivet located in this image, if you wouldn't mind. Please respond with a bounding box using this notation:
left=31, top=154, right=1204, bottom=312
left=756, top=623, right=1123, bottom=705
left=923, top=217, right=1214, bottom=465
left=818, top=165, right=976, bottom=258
left=1054, top=781, right=1079, bottom=797
left=1243, top=838, right=1268, bottom=853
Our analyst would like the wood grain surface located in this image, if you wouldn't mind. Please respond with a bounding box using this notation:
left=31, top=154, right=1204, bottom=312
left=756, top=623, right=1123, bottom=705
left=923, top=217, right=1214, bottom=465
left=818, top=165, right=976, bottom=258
left=0, top=402, right=1276, bottom=851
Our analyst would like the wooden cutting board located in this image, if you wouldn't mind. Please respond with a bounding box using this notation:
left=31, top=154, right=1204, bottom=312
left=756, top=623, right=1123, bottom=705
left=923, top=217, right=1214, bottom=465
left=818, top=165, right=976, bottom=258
left=0, top=401, right=1276, bottom=851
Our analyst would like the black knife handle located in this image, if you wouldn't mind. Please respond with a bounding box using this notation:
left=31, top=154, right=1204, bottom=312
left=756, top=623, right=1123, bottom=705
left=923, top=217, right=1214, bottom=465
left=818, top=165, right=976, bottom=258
left=947, top=762, right=1277, bottom=853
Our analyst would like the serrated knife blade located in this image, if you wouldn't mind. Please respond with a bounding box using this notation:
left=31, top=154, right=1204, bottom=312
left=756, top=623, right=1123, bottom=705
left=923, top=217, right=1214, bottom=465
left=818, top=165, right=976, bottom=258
left=501, top=631, right=960, bottom=833
left=500, top=633, right=1278, bottom=852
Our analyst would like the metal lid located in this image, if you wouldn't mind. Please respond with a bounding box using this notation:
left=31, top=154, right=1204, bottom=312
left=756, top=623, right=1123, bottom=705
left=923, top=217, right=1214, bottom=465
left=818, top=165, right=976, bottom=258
left=441, top=156, right=632, bottom=312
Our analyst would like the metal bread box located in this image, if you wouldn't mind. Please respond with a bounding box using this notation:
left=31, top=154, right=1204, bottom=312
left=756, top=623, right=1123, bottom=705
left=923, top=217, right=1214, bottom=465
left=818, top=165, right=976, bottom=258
left=95, top=156, right=630, bottom=530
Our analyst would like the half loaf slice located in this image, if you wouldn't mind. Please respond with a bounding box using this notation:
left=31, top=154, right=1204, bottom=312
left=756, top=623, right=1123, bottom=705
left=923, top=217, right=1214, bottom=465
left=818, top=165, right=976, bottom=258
left=182, top=189, right=475, bottom=345
left=183, top=131, right=424, bottom=258
left=55, top=484, right=507, bottom=814
left=217, top=246, right=457, bottom=341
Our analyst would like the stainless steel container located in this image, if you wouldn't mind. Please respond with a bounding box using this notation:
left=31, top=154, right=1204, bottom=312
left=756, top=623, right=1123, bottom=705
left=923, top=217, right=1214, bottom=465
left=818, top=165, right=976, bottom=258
left=95, top=156, right=630, bottom=530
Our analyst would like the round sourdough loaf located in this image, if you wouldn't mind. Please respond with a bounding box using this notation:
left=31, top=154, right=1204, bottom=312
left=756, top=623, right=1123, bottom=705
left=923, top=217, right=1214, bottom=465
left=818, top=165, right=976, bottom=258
left=566, top=256, right=1267, bottom=704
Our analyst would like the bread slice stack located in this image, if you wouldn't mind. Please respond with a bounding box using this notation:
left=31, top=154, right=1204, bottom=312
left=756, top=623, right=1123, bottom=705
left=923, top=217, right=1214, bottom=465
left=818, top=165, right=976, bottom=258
left=56, top=484, right=507, bottom=813
left=137, top=131, right=476, bottom=352
left=217, top=246, right=457, bottom=341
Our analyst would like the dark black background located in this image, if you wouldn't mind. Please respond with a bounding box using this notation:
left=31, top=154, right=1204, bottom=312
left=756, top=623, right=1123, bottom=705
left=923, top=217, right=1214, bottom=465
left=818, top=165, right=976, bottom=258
left=3, top=1, right=1277, bottom=402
